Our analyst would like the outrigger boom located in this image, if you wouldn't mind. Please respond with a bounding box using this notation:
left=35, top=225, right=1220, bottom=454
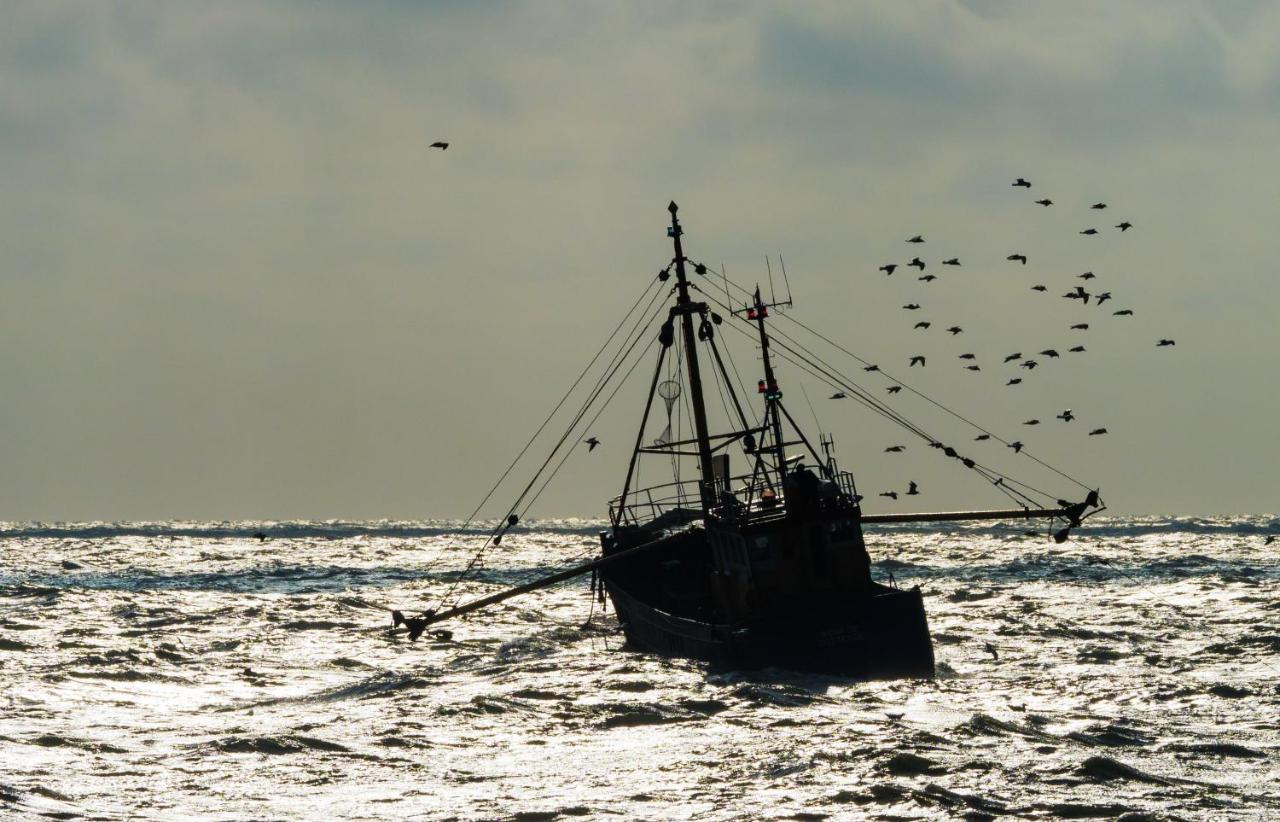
left=393, top=498, right=1097, bottom=638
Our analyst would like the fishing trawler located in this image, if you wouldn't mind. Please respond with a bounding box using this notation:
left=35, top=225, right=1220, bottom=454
left=399, top=202, right=1103, bottom=679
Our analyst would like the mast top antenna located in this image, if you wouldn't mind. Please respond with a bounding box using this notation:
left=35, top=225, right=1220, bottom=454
left=668, top=201, right=679, bottom=214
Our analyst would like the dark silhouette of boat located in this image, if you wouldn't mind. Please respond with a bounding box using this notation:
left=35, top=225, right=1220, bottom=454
left=404, top=202, right=1102, bottom=680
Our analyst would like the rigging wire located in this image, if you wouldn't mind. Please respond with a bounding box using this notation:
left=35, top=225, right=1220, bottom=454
left=696, top=262, right=1095, bottom=494
left=433, top=289, right=671, bottom=610
left=414, top=272, right=666, bottom=584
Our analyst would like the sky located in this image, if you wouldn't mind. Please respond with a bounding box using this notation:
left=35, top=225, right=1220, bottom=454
left=1, top=1, right=1277, bottom=521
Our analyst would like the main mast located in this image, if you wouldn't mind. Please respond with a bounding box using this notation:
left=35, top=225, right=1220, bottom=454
left=667, top=202, right=718, bottom=512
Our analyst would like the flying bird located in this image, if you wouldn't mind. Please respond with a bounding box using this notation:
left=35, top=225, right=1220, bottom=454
left=1095, top=292, right=1112, bottom=306
left=430, top=141, right=449, bottom=150
left=975, top=434, right=991, bottom=441
left=943, top=258, right=961, bottom=266
left=1004, top=353, right=1022, bottom=362
left=1157, top=339, right=1176, bottom=347
left=1057, top=410, right=1075, bottom=422
left=880, top=264, right=898, bottom=275
left=1064, top=286, right=1090, bottom=303
left=984, top=642, right=999, bottom=660
left=864, top=364, right=881, bottom=372
left=907, top=235, right=925, bottom=244
left=1006, top=378, right=1022, bottom=386
left=1069, top=345, right=1086, bottom=353
left=910, top=355, right=926, bottom=367
left=1023, top=419, right=1041, bottom=426
left=914, top=321, right=932, bottom=330
left=1113, top=309, right=1134, bottom=316
left=946, top=326, right=963, bottom=335
left=1031, top=284, right=1047, bottom=292
left=1007, top=253, right=1028, bottom=265
left=965, top=365, right=981, bottom=371
left=906, top=481, right=920, bottom=496
left=1080, top=228, right=1099, bottom=235
left=1021, top=360, right=1038, bottom=370
left=829, top=392, right=846, bottom=400
left=1091, top=202, right=1107, bottom=209
left=1071, top=323, right=1089, bottom=330
left=885, top=445, right=906, bottom=453
left=1079, top=272, right=1096, bottom=280
left=1089, top=428, right=1108, bottom=436
left=887, top=386, right=903, bottom=394
left=1116, top=222, right=1132, bottom=231
left=584, top=437, right=601, bottom=452
left=909, top=257, right=926, bottom=270
left=903, top=303, right=920, bottom=310
left=1012, top=178, right=1032, bottom=188
left=918, top=274, right=937, bottom=282
left=1008, top=441, right=1024, bottom=453
left=1040, top=349, right=1060, bottom=358
left=959, top=353, right=977, bottom=360
left=1035, top=199, right=1053, bottom=206
left=880, top=491, right=899, bottom=500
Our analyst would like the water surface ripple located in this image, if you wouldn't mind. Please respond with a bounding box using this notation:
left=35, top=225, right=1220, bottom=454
left=1, top=517, right=1277, bottom=819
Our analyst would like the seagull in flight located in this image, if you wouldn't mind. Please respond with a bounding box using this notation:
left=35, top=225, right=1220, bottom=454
left=1006, top=378, right=1022, bottom=386
left=1024, top=419, right=1041, bottom=426
left=1116, top=222, right=1132, bottom=231
left=1070, top=323, right=1089, bottom=330
left=906, top=481, right=919, bottom=495
left=864, top=364, right=880, bottom=372
left=887, top=386, right=902, bottom=394
left=914, top=321, right=932, bottom=330
left=584, top=437, right=601, bottom=452
left=1069, top=345, right=1086, bottom=353
left=1113, top=309, right=1134, bottom=316
left=1031, top=285, right=1047, bottom=292
left=1095, top=292, right=1112, bottom=306
left=910, top=355, right=926, bottom=367
left=885, top=445, right=905, bottom=453
left=1021, top=360, right=1038, bottom=370
left=907, top=235, right=925, bottom=244
left=829, top=392, right=846, bottom=400
left=1035, top=198, right=1053, bottom=206
left=1040, top=349, right=1060, bottom=358
left=879, top=264, right=898, bottom=276
left=1057, top=410, right=1075, bottom=422
left=1089, top=428, right=1108, bottom=436
left=903, top=303, right=921, bottom=310
left=975, top=434, right=991, bottom=441
left=959, top=353, right=977, bottom=360
left=1008, top=441, right=1024, bottom=453
left=943, top=258, right=961, bottom=266
left=1007, top=253, right=1028, bottom=265
left=1080, top=228, right=1099, bottom=235
left=1157, top=339, right=1176, bottom=347
left=1079, top=272, right=1096, bottom=280
left=1012, top=178, right=1032, bottom=188
left=880, top=491, right=899, bottom=500
left=946, top=326, right=963, bottom=335
left=1091, top=202, right=1107, bottom=209
left=1004, top=353, right=1022, bottom=362
left=430, top=141, right=449, bottom=150
left=918, top=274, right=937, bottom=282
left=909, top=257, right=926, bottom=270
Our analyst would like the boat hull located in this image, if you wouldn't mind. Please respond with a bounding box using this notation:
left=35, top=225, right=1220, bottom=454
left=603, top=579, right=935, bottom=679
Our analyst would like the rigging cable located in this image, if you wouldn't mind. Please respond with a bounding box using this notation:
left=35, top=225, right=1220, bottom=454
left=695, top=262, right=1095, bottom=494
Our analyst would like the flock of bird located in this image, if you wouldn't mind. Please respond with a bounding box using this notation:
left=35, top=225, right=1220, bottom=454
left=846, top=176, right=1178, bottom=502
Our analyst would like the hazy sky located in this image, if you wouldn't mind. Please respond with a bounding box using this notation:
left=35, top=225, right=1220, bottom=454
left=2, top=2, right=1277, bottom=520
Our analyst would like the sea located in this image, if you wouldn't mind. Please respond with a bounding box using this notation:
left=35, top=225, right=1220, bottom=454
left=2, top=516, right=1277, bottom=820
